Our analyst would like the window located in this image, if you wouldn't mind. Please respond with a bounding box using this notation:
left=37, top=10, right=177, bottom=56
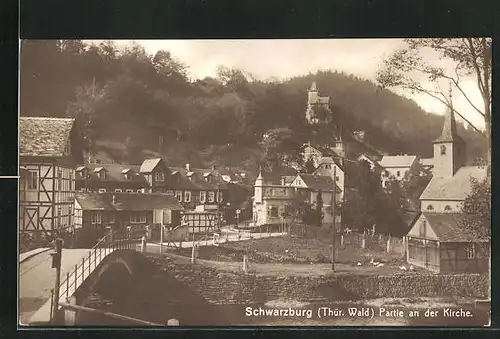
left=184, top=191, right=191, bottom=203
left=175, top=190, right=182, bottom=202
left=91, top=212, right=102, bottom=225
left=419, top=220, right=426, bottom=237
left=465, top=244, right=475, bottom=259
left=98, top=171, right=106, bottom=179
left=440, top=145, right=446, bottom=155
left=208, top=191, right=215, bottom=203
left=396, top=171, right=401, bottom=177
left=200, top=191, right=206, bottom=203
left=98, top=188, right=107, bottom=193
left=426, top=205, right=434, bottom=211
left=126, top=189, right=133, bottom=193
left=155, top=172, right=165, bottom=182
left=109, top=213, right=115, bottom=224
left=444, top=205, right=452, bottom=212
left=269, top=206, right=279, bottom=218
left=335, top=176, right=339, bottom=182
left=115, top=189, right=122, bottom=193
left=217, top=191, right=223, bottom=202
left=28, top=170, right=38, bottom=190
left=137, top=189, right=142, bottom=193
left=130, top=213, right=146, bottom=223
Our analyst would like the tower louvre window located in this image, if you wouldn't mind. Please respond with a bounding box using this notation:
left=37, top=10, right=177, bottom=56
left=440, top=145, right=446, bottom=155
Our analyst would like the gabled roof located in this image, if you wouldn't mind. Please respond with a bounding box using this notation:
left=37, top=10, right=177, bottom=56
left=379, top=155, right=418, bottom=168
left=75, top=192, right=183, bottom=211
left=420, top=166, right=487, bottom=201
left=422, top=212, right=489, bottom=242
left=75, top=192, right=115, bottom=210
left=20, top=117, right=75, bottom=157
left=296, top=174, right=341, bottom=193
left=281, top=175, right=296, bottom=185
left=140, top=158, right=162, bottom=173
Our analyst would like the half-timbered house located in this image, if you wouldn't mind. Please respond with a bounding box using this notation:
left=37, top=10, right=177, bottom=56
left=20, top=117, right=83, bottom=240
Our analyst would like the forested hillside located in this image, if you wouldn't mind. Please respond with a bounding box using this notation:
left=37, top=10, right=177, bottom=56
left=20, top=40, right=486, bottom=170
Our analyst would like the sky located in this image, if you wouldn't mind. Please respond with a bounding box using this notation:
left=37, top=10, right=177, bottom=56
left=91, top=39, right=486, bottom=131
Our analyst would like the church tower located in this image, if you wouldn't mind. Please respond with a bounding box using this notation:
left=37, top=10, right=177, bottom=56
left=432, top=87, right=466, bottom=178
left=254, top=168, right=264, bottom=204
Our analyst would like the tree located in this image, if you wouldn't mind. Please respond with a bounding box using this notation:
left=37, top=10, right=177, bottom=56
left=304, top=157, right=316, bottom=173
left=401, top=162, right=433, bottom=209
left=377, top=38, right=492, bottom=168
left=459, top=174, right=491, bottom=240
left=260, top=127, right=303, bottom=172
left=289, top=190, right=315, bottom=225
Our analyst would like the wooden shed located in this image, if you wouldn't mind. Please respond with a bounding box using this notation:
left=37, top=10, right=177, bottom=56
left=406, top=212, right=489, bottom=273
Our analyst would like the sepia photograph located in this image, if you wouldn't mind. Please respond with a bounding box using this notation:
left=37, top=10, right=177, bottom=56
left=18, top=38, right=491, bottom=327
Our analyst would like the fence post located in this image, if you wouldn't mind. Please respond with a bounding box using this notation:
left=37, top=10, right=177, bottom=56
left=141, top=236, right=147, bottom=253
left=361, top=234, right=366, bottom=249
left=242, top=255, right=248, bottom=273
left=386, top=236, right=392, bottom=253
left=191, top=244, right=196, bottom=264
left=340, top=234, right=344, bottom=246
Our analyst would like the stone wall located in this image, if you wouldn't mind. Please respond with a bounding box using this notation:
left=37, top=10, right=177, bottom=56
left=157, top=257, right=488, bottom=305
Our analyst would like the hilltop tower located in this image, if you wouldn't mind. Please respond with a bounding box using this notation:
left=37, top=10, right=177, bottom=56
left=432, top=87, right=466, bottom=178
left=305, top=81, right=331, bottom=125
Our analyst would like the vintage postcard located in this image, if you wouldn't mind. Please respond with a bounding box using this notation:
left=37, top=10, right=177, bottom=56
left=18, top=39, right=491, bottom=327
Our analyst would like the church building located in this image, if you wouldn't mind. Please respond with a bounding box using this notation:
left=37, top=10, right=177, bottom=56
left=405, top=94, right=489, bottom=273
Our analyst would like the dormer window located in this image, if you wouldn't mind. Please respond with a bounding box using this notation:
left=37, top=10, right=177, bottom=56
left=203, top=172, right=212, bottom=183
left=155, top=172, right=165, bottom=182
left=440, top=145, right=446, bottom=155
left=171, top=171, right=179, bottom=182
left=444, top=205, right=452, bottom=212
left=121, top=168, right=133, bottom=180
left=94, top=167, right=106, bottom=179
left=187, top=172, right=194, bottom=181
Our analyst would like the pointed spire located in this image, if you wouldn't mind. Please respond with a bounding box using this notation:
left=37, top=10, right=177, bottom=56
left=309, top=81, right=317, bottom=91
left=257, top=166, right=263, bottom=180
left=434, top=84, right=463, bottom=143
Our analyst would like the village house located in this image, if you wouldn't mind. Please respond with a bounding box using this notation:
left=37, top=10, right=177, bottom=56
left=74, top=192, right=183, bottom=245
left=405, top=99, right=489, bottom=273
left=75, top=163, right=148, bottom=193
left=252, top=170, right=341, bottom=228
left=379, top=155, right=420, bottom=188
left=19, top=117, right=83, bottom=240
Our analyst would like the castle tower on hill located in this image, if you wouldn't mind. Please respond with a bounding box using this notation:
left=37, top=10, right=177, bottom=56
left=305, top=81, right=332, bottom=125
left=304, top=81, right=347, bottom=161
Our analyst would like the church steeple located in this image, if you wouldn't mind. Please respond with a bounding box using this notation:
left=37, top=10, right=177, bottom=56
left=432, top=83, right=466, bottom=178
left=434, top=85, right=463, bottom=143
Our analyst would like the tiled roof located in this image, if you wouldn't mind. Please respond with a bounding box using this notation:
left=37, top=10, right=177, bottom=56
left=168, top=166, right=229, bottom=190
left=281, top=175, right=295, bottom=185
left=75, top=163, right=148, bottom=185
left=140, top=158, right=162, bottom=173
left=422, top=212, right=489, bottom=242
left=75, top=192, right=183, bottom=211
left=296, top=174, right=341, bottom=193
left=75, top=192, right=115, bottom=210
left=20, top=117, right=74, bottom=157
left=379, top=155, right=418, bottom=168
left=434, top=107, right=465, bottom=143
left=420, top=166, right=487, bottom=201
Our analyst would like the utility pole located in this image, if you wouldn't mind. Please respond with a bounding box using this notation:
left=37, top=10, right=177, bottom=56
left=160, top=221, right=164, bottom=258
left=217, top=184, right=221, bottom=231
left=332, top=166, right=336, bottom=271
left=50, top=238, right=63, bottom=324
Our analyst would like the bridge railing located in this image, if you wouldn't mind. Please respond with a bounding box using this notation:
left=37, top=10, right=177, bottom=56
left=49, top=227, right=148, bottom=322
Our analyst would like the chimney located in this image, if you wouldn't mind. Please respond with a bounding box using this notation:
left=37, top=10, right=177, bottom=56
left=186, top=164, right=190, bottom=172
left=112, top=194, right=115, bottom=205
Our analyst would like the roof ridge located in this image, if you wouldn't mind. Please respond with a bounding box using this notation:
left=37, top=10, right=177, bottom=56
left=21, top=116, right=75, bottom=121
